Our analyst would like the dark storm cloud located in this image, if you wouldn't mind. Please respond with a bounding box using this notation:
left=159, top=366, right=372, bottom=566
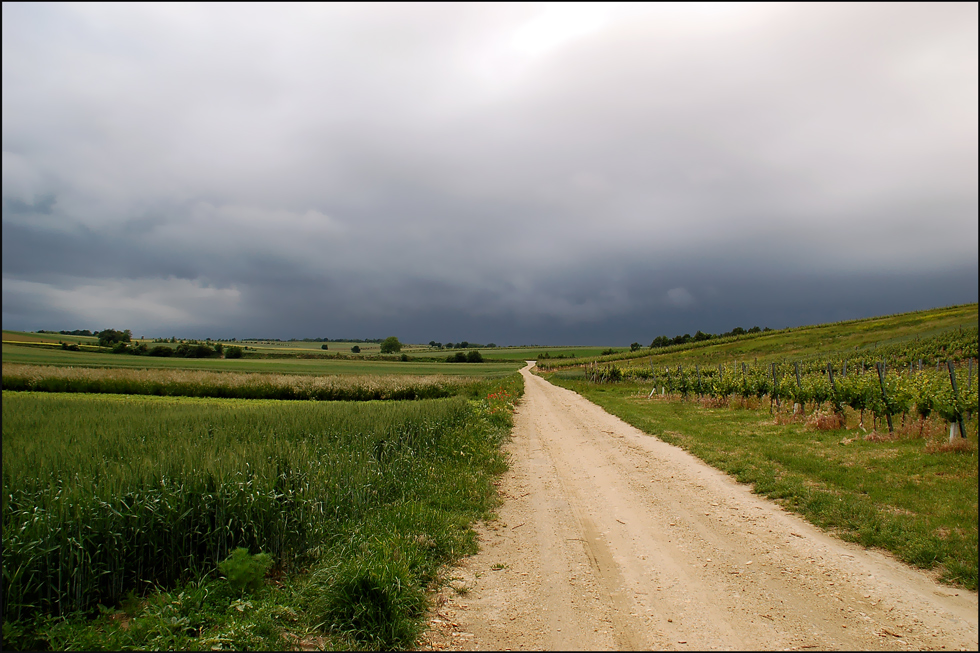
left=5, top=192, right=56, bottom=215
left=2, top=3, right=977, bottom=342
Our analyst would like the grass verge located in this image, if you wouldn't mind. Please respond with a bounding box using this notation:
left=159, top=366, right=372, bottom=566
left=543, top=374, right=978, bottom=591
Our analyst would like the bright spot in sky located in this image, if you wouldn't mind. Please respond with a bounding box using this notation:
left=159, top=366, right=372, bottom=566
left=511, top=3, right=610, bottom=56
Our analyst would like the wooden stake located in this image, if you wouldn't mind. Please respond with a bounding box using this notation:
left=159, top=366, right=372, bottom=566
left=947, top=361, right=966, bottom=440
left=876, top=362, right=893, bottom=433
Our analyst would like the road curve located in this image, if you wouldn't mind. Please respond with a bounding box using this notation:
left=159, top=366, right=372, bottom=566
left=420, top=363, right=978, bottom=651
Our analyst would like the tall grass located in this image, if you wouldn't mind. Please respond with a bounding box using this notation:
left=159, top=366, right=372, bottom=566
left=1, top=364, right=492, bottom=401
left=2, top=373, right=522, bottom=642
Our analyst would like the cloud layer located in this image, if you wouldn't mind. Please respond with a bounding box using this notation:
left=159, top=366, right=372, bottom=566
left=3, top=4, right=977, bottom=343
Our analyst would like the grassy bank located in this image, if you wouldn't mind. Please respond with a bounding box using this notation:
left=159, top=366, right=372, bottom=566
left=2, top=372, right=523, bottom=650
left=542, top=375, right=978, bottom=590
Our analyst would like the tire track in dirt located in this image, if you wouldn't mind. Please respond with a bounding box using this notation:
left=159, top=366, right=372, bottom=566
left=419, top=363, right=978, bottom=651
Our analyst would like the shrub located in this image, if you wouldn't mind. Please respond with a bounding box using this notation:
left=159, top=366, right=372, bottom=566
left=321, top=344, right=329, bottom=350
left=175, top=343, right=217, bottom=358
left=218, top=548, right=273, bottom=597
left=466, top=350, right=483, bottom=363
left=447, top=352, right=467, bottom=363
left=400, top=353, right=409, bottom=361
left=148, top=346, right=173, bottom=357
left=224, top=345, right=243, bottom=359
left=351, top=345, right=361, bottom=353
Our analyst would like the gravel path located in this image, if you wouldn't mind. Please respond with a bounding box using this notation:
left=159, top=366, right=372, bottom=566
left=419, top=363, right=978, bottom=650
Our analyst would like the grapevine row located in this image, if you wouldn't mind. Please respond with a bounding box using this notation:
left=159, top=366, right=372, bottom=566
left=586, top=357, right=977, bottom=434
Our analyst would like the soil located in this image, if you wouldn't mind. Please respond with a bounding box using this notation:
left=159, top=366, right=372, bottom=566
left=418, top=363, right=978, bottom=651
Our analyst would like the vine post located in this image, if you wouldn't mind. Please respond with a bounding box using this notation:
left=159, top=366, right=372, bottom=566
left=875, top=362, right=894, bottom=433
left=946, top=361, right=966, bottom=441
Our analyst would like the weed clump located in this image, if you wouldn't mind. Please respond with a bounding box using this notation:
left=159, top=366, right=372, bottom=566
left=804, top=410, right=845, bottom=431
left=308, top=540, right=427, bottom=649
left=218, top=548, right=273, bottom=596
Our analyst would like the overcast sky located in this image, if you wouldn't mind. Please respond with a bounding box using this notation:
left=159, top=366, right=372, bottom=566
left=3, top=3, right=977, bottom=345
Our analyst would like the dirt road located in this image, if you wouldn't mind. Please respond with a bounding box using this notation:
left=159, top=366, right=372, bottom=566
left=420, top=363, right=978, bottom=651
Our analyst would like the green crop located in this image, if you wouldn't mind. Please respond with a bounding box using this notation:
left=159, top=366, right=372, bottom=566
left=2, top=375, right=522, bottom=636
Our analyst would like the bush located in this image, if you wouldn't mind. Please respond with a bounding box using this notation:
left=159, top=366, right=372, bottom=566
left=224, top=345, right=243, bottom=359
left=466, top=350, right=483, bottom=363
left=400, top=353, right=409, bottom=361
left=174, top=343, right=217, bottom=358
left=351, top=345, right=361, bottom=353
left=218, top=548, right=273, bottom=597
left=321, top=344, right=329, bottom=350
left=447, top=352, right=467, bottom=363
left=148, top=346, right=173, bottom=357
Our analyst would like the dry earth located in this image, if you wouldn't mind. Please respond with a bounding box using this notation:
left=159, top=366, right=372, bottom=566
left=418, top=363, right=978, bottom=651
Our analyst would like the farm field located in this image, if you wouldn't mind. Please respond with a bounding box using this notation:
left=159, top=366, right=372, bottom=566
left=1, top=341, right=523, bottom=376
left=2, top=357, right=523, bottom=650
left=4, top=304, right=977, bottom=650
left=537, top=303, right=978, bottom=370
left=1, top=363, right=505, bottom=402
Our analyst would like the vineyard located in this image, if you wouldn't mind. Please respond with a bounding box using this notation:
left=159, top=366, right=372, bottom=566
left=571, top=326, right=978, bottom=437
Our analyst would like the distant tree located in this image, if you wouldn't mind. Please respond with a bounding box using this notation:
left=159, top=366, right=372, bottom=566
left=429, top=341, right=437, bottom=347
left=459, top=341, right=469, bottom=349
left=400, top=353, right=409, bottom=361
left=321, top=344, right=329, bottom=350
left=630, top=342, right=641, bottom=351
left=224, top=345, right=243, bottom=359
left=149, top=345, right=173, bottom=357
left=466, top=350, right=483, bottom=363
left=748, top=326, right=762, bottom=333
left=693, top=330, right=712, bottom=342
left=175, top=343, right=217, bottom=358
left=351, top=345, right=361, bottom=353
left=650, top=336, right=670, bottom=348
left=98, top=329, right=132, bottom=347
left=486, top=343, right=497, bottom=348
left=379, top=336, right=402, bottom=354
left=763, top=326, right=773, bottom=332
left=730, top=327, right=746, bottom=336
